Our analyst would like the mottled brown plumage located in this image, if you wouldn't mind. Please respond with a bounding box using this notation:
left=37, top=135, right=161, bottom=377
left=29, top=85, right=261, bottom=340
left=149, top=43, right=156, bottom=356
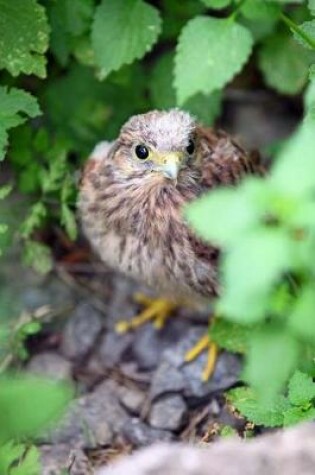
left=79, top=109, right=261, bottom=307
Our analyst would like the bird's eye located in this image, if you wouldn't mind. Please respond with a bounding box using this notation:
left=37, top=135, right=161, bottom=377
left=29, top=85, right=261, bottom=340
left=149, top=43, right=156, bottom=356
left=186, top=139, right=195, bottom=155
left=135, top=144, right=149, bottom=160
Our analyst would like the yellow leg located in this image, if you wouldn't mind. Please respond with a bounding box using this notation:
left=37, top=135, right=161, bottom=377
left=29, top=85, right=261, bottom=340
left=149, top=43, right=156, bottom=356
left=184, top=330, right=219, bottom=382
left=115, top=293, right=177, bottom=333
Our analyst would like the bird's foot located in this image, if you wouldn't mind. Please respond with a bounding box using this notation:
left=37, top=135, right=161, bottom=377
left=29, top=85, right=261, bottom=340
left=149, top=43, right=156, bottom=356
left=184, top=334, right=218, bottom=382
left=115, top=293, right=177, bottom=333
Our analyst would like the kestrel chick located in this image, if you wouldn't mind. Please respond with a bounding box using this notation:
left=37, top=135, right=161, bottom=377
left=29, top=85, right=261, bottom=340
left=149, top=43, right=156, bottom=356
left=79, top=109, right=261, bottom=379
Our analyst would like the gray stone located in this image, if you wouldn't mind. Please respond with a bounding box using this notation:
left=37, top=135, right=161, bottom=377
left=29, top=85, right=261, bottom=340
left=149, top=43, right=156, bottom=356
left=27, top=352, right=72, bottom=381
left=43, top=380, right=128, bottom=449
left=149, top=394, right=187, bottom=431
left=118, top=386, right=146, bottom=415
left=98, top=331, right=133, bottom=368
left=131, top=318, right=190, bottom=371
left=61, top=302, right=103, bottom=360
left=21, top=277, right=74, bottom=312
left=122, top=418, right=174, bottom=448
left=149, top=360, right=186, bottom=400
left=40, top=445, right=92, bottom=475
left=163, top=327, right=241, bottom=402
left=97, top=423, right=315, bottom=475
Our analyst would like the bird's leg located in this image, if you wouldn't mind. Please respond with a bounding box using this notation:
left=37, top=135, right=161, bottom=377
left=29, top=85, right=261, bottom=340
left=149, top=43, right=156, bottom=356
left=115, top=293, right=177, bottom=333
left=184, top=321, right=219, bottom=382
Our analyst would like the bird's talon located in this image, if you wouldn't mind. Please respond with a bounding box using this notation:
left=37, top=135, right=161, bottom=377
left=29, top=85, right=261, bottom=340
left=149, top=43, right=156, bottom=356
left=184, top=335, right=218, bottom=382
left=115, top=296, right=177, bottom=333
left=115, top=321, right=131, bottom=333
left=184, top=334, right=209, bottom=362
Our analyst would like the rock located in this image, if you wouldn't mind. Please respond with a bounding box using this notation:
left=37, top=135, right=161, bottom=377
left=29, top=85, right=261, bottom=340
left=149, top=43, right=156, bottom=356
left=40, top=445, right=92, bottom=475
left=118, top=386, right=146, bottom=416
left=21, top=277, right=74, bottom=312
left=122, top=418, right=174, bottom=448
left=149, top=394, right=187, bottom=431
left=97, top=423, right=315, bottom=475
left=43, top=380, right=128, bottom=449
left=27, top=352, right=72, bottom=381
left=162, top=327, right=241, bottom=402
left=40, top=444, right=71, bottom=475
left=131, top=318, right=190, bottom=371
left=149, top=360, right=186, bottom=400
left=61, top=302, right=103, bottom=360
left=98, top=331, right=133, bottom=368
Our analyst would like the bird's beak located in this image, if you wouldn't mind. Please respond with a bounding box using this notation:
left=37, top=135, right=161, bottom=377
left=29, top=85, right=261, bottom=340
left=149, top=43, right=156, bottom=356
left=161, top=152, right=181, bottom=180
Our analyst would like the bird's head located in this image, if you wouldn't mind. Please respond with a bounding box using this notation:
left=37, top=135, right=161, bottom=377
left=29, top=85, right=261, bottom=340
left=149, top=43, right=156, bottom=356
left=112, top=109, right=198, bottom=183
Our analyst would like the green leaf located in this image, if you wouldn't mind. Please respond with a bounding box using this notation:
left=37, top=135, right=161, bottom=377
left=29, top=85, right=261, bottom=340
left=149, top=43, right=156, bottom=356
left=283, top=406, right=315, bottom=426
left=48, top=0, right=94, bottom=66
left=308, top=0, right=315, bottom=15
left=0, top=0, right=49, bottom=77
left=23, top=241, right=53, bottom=275
left=0, top=375, right=72, bottom=442
left=175, top=16, right=253, bottom=104
left=185, top=179, right=264, bottom=247
left=304, top=78, right=315, bottom=120
left=288, top=370, right=315, bottom=406
left=258, top=31, right=312, bottom=95
left=293, top=20, right=315, bottom=49
left=271, top=122, right=315, bottom=197
left=241, top=0, right=281, bottom=20
left=219, top=230, right=292, bottom=323
left=0, top=442, right=25, bottom=474
left=289, top=285, right=315, bottom=342
left=11, top=445, right=40, bottom=475
left=0, top=185, right=12, bottom=200
left=243, top=327, right=299, bottom=400
left=61, top=204, right=78, bottom=241
left=20, top=202, right=47, bottom=239
left=149, top=52, right=222, bottom=124
left=0, top=87, right=41, bottom=160
left=219, top=425, right=238, bottom=438
left=210, top=318, right=255, bottom=353
left=92, top=0, right=161, bottom=78
left=228, top=387, right=289, bottom=427
left=200, top=0, right=231, bottom=8
left=40, top=143, right=68, bottom=193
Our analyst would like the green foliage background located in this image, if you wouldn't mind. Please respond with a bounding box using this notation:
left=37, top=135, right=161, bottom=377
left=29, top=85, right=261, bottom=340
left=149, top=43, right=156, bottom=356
left=0, top=0, right=315, bottom=463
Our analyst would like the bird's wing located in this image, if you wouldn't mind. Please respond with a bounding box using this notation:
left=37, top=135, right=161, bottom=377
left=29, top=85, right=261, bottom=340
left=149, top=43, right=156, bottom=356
left=195, top=126, right=264, bottom=190
left=185, top=127, right=264, bottom=276
left=80, top=141, right=115, bottom=189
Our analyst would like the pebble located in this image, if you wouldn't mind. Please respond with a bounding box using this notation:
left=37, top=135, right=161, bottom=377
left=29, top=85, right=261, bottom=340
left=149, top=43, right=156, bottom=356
left=98, top=331, right=133, bottom=368
left=162, top=327, right=242, bottom=403
left=149, top=360, right=186, bottom=401
left=61, top=302, right=103, bottom=360
left=44, top=380, right=128, bottom=449
left=118, top=386, right=146, bottom=416
left=27, top=352, right=72, bottom=381
left=122, top=418, right=174, bottom=447
left=131, top=318, right=190, bottom=371
left=149, top=394, right=187, bottom=431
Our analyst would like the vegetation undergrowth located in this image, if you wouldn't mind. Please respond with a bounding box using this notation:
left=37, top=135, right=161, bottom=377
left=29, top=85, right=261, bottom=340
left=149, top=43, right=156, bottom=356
left=0, top=0, right=315, bottom=470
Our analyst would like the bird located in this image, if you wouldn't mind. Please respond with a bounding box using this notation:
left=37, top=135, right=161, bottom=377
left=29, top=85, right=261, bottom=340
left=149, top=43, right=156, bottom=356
left=79, top=108, right=262, bottom=380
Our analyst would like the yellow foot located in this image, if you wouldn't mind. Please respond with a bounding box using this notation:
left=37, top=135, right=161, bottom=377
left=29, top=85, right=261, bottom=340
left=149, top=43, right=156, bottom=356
left=115, top=293, right=177, bottom=333
left=184, top=334, right=218, bottom=382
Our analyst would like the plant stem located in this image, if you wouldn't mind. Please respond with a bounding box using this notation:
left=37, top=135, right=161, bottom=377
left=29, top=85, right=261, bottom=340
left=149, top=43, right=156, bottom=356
left=229, top=0, right=247, bottom=21
left=280, top=12, right=315, bottom=51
